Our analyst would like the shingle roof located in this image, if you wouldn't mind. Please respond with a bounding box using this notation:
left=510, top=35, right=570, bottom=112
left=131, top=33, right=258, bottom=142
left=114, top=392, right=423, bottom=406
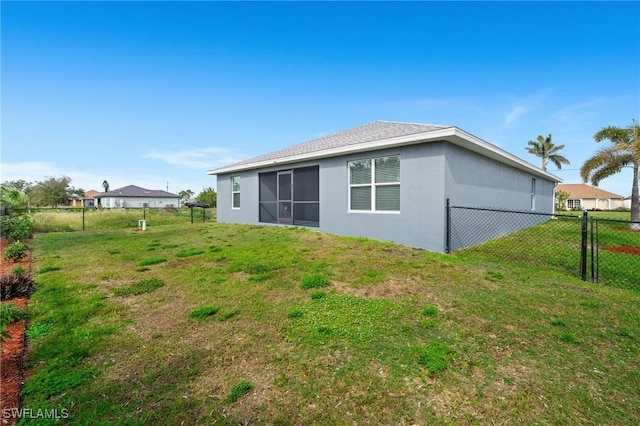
left=212, top=121, right=450, bottom=171
left=556, top=183, right=623, bottom=199
left=95, top=185, right=180, bottom=198
left=207, top=120, right=561, bottom=182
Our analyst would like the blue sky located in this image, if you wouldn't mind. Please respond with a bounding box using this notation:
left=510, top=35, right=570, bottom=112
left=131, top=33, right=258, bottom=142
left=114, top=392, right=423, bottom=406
left=2, top=1, right=639, bottom=197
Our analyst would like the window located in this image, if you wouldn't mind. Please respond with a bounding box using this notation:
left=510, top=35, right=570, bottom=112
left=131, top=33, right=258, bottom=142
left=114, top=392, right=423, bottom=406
left=231, top=176, right=241, bottom=208
left=567, top=199, right=581, bottom=210
left=259, top=166, right=319, bottom=227
left=530, top=178, right=536, bottom=210
left=348, top=155, right=400, bottom=212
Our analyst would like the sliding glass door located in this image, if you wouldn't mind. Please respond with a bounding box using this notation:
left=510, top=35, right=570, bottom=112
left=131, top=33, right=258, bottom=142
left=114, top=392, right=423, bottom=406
left=259, top=166, right=319, bottom=227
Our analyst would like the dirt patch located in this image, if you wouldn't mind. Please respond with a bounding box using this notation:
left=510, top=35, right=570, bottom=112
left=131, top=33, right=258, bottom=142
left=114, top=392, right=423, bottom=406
left=601, top=246, right=640, bottom=255
left=1, top=238, right=32, bottom=426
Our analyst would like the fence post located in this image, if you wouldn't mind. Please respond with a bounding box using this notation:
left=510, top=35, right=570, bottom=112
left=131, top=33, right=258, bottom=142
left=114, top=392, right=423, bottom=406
left=590, top=216, right=595, bottom=283
left=581, top=210, right=588, bottom=281
left=445, top=198, right=451, bottom=254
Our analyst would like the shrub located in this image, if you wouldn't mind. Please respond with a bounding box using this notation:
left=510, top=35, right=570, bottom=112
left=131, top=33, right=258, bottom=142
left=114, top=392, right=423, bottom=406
left=0, top=275, right=36, bottom=300
left=188, top=305, right=219, bottom=318
left=10, top=266, right=27, bottom=275
left=300, top=274, right=331, bottom=289
left=225, top=381, right=253, bottom=403
left=3, top=241, right=29, bottom=262
left=1, top=302, right=28, bottom=327
left=0, top=215, right=34, bottom=242
left=1, top=302, right=28, bottom=343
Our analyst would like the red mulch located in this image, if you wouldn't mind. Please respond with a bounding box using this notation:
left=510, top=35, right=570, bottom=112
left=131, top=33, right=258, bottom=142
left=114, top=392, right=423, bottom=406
left=601, top=246, right=640, bottom=255
left=1, top=238, right=32, bottom=426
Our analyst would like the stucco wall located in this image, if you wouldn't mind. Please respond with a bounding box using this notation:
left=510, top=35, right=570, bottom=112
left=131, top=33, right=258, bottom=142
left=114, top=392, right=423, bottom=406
left=217, top=144, right=448, bottom=251
left=99, top=197, right=180, bottom=208
left=215, top=141, right=557, bottom=252
left=443, top=143, right=554, bottom=213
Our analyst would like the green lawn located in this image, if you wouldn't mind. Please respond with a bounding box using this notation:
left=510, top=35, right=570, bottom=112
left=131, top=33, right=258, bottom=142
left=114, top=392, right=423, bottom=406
left=20, top=218, right=640, bottom=424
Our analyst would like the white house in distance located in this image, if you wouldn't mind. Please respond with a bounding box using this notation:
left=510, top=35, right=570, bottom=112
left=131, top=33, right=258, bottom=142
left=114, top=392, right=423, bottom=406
left=208, top=120, right=561, bottom=252
left=95, top=185, right=181, bottom=209
left=556, top=183, right=625, bottom=211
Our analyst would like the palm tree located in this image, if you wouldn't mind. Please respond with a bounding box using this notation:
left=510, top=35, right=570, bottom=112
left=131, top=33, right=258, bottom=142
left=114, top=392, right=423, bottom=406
left=580, top=122, right=640, bottom=228
left=102, top=180, right=110, bottom=192
left=526, top=134, right=570, bottom=171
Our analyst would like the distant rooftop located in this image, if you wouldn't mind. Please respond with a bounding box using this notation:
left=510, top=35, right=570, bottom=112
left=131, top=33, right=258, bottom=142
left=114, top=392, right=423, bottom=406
left=556, top=183, right=624, bottom=199
left=95, top=185, right=180, bottom=198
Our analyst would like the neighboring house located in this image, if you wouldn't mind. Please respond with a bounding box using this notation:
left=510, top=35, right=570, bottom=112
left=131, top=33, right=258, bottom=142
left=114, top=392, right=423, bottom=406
left=556, top=183, right=625, bottom=211
left=207, top=121, right=560, bottom=252
left=95, top=185, right=181, bottom=209
left=68, top=189, right=99, bottom=208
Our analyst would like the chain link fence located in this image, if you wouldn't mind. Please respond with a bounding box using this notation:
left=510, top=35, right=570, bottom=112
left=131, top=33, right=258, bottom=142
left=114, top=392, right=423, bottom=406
left=30, top=207, right=215, bottom=233
left=447, top=203, right=639, bottom=291
left=591, top=218, right=640, bottom=290
left=447, top=204, right=584, bottom=278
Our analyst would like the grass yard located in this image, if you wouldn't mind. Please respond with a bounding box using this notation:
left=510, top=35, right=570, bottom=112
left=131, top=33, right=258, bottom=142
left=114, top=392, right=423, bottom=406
left=20, top=219, right=640, bottom=424
left=31, top=207, right=214, bottom=233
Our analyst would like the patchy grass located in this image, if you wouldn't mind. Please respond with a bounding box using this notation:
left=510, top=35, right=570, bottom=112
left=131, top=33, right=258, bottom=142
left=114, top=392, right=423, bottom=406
left=188, top=305, right=219, bottom=319
left=113, top=278, right=165, bottom=297
left=22, top=222, right=640, bottom=425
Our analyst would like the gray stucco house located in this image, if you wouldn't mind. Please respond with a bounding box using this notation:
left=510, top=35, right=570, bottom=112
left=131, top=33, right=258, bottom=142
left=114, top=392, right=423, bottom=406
left=207, top=121, right=561, bottom=252
left=95, top=185, right=181, bottom=209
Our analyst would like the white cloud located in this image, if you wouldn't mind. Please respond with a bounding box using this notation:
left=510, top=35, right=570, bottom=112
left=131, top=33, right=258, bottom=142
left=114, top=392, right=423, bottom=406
left=504, top=105, right=528, bottom=125
left=143, top=147, right=244, bottom=170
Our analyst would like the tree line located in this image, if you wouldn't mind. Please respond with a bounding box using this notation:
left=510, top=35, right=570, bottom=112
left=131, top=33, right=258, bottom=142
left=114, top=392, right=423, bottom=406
left=1, top=176, right=217, bottom=209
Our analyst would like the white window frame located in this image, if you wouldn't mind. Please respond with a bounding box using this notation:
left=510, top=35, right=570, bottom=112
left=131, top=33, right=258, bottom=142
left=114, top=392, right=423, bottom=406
left=231, top=176, right=241, bottom=209
left=348, top=155, right=400, bottom=213
left=530, top=178, right=536, bottom=210
left=567, top=199, right=581, bottom=210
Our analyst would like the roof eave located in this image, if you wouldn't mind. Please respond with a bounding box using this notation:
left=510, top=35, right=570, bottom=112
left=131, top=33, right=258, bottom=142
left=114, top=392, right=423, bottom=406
left=207, top=126, right=561, bottom=182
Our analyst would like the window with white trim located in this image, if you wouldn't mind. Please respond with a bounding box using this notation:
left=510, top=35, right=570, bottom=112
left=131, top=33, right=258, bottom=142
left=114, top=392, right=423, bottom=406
left=348, top=155, right=400, bottom=212
left=231, top=176, right=241, bottom=209
left=567, top=199, right=581, bottom=210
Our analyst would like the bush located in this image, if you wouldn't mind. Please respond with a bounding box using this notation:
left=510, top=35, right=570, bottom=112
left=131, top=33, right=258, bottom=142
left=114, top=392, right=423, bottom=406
left=0, top=275, right=37, bottom=300
left=0, top=214, right=34, bottom=242
left=1, top=302, right=28, bottom=327
left=10, top=266, right=27, bottom=275
left=3, top=241, right=29, bottom=262
left=1, top=302, right=28, bottom=343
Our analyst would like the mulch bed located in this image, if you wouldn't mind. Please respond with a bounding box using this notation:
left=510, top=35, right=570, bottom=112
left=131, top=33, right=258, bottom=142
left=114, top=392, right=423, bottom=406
left=1, top=238, right=32, bottom=426
left=601, top=246, right=640, bottom=255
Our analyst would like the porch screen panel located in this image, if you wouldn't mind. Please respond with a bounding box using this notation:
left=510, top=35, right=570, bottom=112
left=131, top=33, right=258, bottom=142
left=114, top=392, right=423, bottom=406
left=259, top=166, right=320, bottom=227
left=293, top=166, right=319, bottom=227
left=259, top=172, right=277, bottom=223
